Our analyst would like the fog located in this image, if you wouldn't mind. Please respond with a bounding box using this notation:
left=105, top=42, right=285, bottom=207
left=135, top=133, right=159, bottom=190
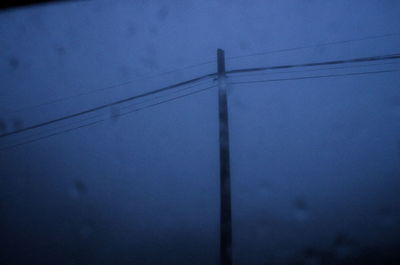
left=1, top=1, right=400, bottom=264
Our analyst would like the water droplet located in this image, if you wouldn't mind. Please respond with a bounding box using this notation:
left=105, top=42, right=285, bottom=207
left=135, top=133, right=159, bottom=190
left=127, top=24, right=136, bottom=37
left=69, top=180, right=87, bottom=199
left=157, top=6, right=169, bottom=21
left=294, top=198, right=309, bottom=221
left=239, top=40, right=250, bottom=51
left=148, top=25, right=159, bottom=35
left=333, top=233, right=355, bottom=259
left=110, top=107, right=120, bottom=122
left=55, top=45, right=66, bottom=56
left=259, top=178, right=269, bottom=190
left=75, top=180, right=86, bottom=193
left=8, top=56, right=19, bottom=71
left=294, top=198, right=306, bottom=209
left=141, top=55, right=159, bottom=70
left=12, top=118, right=23, bottom=131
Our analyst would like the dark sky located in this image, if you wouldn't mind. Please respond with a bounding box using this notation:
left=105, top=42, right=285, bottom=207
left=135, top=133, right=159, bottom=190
left=1, top=1, right=400, bottom=265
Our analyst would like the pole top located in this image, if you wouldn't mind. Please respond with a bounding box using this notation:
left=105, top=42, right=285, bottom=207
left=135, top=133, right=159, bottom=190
left=217, top=49, right=226, bottom=75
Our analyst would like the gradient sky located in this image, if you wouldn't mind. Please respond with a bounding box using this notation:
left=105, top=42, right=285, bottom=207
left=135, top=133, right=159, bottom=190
left=1, top=1, right=400, bottom=264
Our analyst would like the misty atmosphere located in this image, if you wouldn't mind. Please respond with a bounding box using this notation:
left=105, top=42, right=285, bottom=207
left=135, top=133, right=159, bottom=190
left=1, top=1, right=400, bottom=264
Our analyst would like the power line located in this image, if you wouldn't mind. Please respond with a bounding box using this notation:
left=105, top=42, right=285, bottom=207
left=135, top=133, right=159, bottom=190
left=3, top=33, right=399, bottom=116
left=227, top=33, right=400, bottom=61
left=4, top=114, right=103, bottom=146
left=119, top=79, right=213, bottom=112
left=0, top=72, right=216, bottom=138
left=1, top=81, right=215, bottom=148
left=0, top=120, right=104, bottom=151
left=230, top=69, right=397, bottom=85
left=0, top=85, right=216, bottom=151
left=231, top=61, right=400, bottom=78
left=2, top=60, right=215, bottom=116
left=2, top=52, right=399, bottom=140
left=2, top=81, right=140, bottom=116
left=227, top=53, right=400, bottom=75
left=117, top=85, right=216, bottom=118
left=4, top=34, right=398, bottom=116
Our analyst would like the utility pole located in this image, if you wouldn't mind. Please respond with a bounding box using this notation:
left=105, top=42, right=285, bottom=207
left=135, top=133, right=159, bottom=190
left=217, top=48, right=232, bottom=265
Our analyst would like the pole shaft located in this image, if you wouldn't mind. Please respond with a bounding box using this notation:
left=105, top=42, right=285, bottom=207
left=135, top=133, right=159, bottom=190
left=217, top=48, right=232, bottom=265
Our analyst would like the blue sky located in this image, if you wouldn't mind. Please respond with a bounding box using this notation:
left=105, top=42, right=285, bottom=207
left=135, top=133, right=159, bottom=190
left=1, top=1, right=400, bottom=264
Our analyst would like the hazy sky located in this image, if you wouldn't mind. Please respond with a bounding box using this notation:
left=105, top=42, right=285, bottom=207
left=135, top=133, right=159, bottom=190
left=1, top=1, right=400, bottom=264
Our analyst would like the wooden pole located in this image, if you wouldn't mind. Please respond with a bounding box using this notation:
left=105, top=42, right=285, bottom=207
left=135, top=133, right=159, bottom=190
left=217, top=48, right=232, bottom=265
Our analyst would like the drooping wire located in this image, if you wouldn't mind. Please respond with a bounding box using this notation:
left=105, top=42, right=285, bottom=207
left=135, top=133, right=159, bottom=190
left=0, top=120, right=104, bottom=151
left=118, top=79, right=214, bottom=112
left=227, top=53, right=400, bottom=75
left=0, top=80, right=214, bottom=146
left=2, top=52, right=400, bottom=141
left=230, top=69, right=398, bottom=85
left=117, top=84, right=216, bottom=118
left=2, top=114, right=104, bottom=147
left=226, top=32, right=400, bottom=61
left=0, top=72, right=217, bottom=138
left=230, top=61, right=400, bottom=79
left=5, top=33, right=398, bottom=115
left=42, top=80, right=214, bottom=137
left=2, top=59, right=215, bottom=116
left=2, top=80, right=215, bottom=146
left=0, top=84, right=217, bottom=151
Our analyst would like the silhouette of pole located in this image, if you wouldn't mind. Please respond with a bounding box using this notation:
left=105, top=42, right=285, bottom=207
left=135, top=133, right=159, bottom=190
left=217, top=48, right=232, bottom=265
